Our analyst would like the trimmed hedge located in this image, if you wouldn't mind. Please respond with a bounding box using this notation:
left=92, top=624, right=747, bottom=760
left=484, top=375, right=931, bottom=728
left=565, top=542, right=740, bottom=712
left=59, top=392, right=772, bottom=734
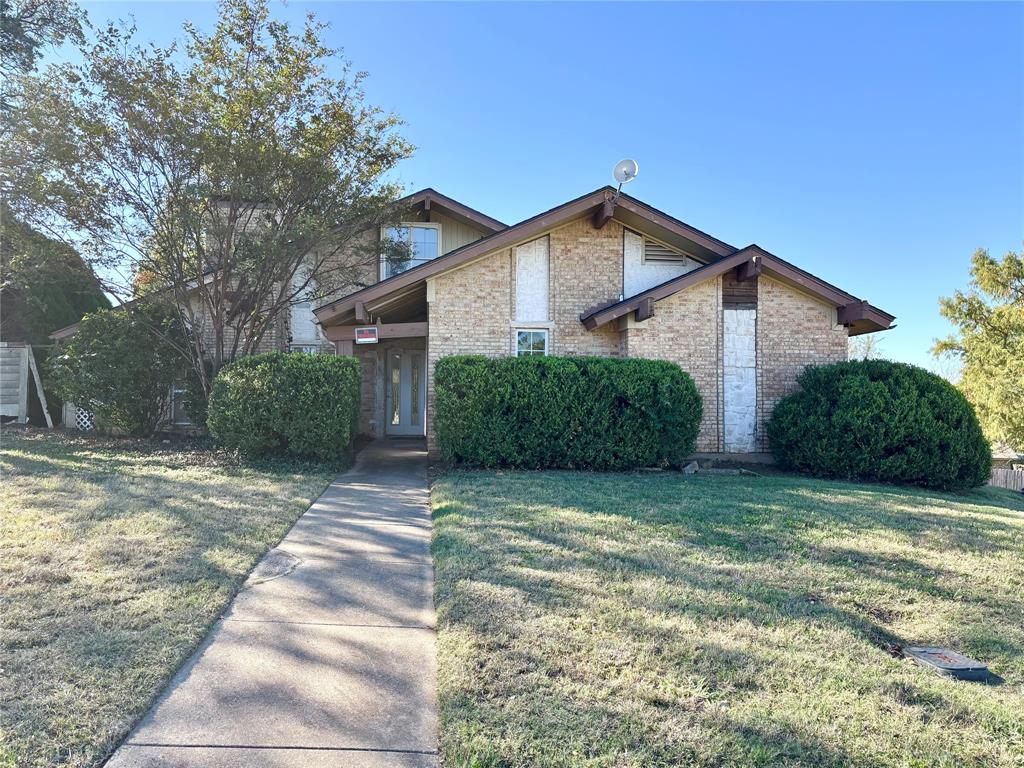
left=207, top=352, right=361, bottom=462
left=767, top=359, right=991, bottom=491
left=434, top=355, right=702, bottom=469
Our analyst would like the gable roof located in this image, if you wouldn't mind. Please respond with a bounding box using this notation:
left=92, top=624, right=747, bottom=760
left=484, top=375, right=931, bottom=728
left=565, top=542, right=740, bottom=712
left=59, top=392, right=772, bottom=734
left=314, top=186, right=738, bottom=324
left=399, top=188, right=507, bottom=233
left=580, top=245, right=895, bottom=336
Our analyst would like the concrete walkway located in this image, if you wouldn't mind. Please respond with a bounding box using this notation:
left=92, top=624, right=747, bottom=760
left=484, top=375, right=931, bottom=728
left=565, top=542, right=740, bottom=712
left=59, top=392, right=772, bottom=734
left=106, top=439, right=437, bottom=768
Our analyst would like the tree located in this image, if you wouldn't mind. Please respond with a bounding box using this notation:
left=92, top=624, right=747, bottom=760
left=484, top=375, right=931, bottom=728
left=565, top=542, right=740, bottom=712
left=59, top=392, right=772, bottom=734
left=848, top=333, right=884, bottom=361
left=0, top=0, right=84, bottom=76
left=47, top=306, right=187, bottom=436
left=0, top=202, right=110, bottom=345
left=3, top=0, right=413, bottom=398
left=933, top=248, right=1024, bottom=451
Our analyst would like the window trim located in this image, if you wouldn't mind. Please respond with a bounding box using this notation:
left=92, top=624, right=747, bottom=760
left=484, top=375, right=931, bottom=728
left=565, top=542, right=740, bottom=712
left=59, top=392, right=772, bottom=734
left=513, top=327, right=549, bottom=357
left=379, top=221, right=443, bottom=281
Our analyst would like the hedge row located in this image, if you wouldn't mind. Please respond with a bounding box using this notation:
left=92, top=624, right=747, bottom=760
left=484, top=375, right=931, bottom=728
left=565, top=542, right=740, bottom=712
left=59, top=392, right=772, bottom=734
left=767, top=359, right=991, bottom=491
left=434, top=355, right=702, bottom=470
left=207, top=352, right=361, bottom=462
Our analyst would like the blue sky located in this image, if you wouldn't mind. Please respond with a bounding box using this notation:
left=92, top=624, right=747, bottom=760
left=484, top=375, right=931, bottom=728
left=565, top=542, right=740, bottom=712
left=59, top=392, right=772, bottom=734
left=76, top=1, right=1023, bottom=370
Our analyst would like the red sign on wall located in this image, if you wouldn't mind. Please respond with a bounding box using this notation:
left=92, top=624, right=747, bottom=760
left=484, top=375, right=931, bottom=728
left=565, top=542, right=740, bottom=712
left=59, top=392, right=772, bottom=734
left=354, top=326, right=378, bottom=345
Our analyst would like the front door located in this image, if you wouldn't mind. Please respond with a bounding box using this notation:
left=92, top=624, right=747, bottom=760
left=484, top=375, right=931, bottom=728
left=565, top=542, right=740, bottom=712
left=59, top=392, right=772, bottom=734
left=385, top=349, right=426, bottom=436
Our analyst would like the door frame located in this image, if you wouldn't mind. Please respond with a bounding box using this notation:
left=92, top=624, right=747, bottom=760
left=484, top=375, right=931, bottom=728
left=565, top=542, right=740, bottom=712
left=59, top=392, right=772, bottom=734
left=384, top=348, right=427, bottom=437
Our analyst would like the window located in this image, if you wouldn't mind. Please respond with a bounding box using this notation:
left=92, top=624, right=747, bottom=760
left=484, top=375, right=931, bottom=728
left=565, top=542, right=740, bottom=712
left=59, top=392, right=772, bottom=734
left=289, top=344, right=321, bottom=354
left=516, top=329, right=548, bottom=357
left=381, top=223, right=440, bottom=279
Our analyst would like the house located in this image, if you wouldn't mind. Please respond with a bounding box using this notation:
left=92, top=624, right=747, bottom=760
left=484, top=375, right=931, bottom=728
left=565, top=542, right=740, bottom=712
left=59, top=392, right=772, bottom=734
left=50, top=185, right=894, bottom=455
left=313, top=186, right=893, bottom=455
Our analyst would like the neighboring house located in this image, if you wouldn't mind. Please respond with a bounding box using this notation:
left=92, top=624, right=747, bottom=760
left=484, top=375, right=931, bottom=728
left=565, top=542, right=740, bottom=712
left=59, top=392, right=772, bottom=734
left=992, top=445, right=1024, bottom=470
left=51, top=185, right=894, bottom=454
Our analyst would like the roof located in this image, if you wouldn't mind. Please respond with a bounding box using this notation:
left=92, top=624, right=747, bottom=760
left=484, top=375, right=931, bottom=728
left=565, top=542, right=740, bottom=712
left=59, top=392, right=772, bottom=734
left=314, top=186, right=738, bottom=324
left=579, top=245, right=895, bottom=336
left=398, top=188, right=507, bottom=232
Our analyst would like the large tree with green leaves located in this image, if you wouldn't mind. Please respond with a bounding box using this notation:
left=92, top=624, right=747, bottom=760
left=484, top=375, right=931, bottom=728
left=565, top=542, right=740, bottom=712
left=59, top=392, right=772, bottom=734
left=0, top=202, right=110, bottom=345
left=2, top=0, right=412, bottom=396
left=933, top=248, right=1024, bottom=451
left=0, top=0, right=84, bottom=83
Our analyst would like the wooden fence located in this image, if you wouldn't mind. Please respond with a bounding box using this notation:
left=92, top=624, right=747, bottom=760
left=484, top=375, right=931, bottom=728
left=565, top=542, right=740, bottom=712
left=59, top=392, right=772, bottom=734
left=990, top=468, right=1024, bottom=492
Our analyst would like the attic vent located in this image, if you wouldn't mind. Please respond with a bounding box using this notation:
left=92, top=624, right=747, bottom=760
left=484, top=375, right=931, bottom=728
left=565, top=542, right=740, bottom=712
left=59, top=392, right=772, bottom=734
left=644, top=238, right=687, bottom=263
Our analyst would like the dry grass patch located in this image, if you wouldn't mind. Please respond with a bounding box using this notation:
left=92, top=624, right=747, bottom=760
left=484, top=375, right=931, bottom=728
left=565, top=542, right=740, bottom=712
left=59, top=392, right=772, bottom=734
left=432, top=470, right=1024, bottom=768
left=0, top=431, right=333, bottom=768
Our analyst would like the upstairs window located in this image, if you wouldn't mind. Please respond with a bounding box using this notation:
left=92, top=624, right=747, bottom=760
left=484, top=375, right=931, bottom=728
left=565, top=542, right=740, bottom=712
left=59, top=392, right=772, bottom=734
left=381, top=223, right=441, bottom=279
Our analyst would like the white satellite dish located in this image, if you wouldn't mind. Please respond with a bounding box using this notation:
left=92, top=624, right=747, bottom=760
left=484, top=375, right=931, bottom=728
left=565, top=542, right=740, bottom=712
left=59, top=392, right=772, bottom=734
left=613, top=158, right=639, bottom=186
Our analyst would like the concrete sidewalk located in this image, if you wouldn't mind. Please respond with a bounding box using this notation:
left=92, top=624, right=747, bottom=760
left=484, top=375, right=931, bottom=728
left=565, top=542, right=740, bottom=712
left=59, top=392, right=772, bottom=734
left=106, top=439, right=437, bottom=768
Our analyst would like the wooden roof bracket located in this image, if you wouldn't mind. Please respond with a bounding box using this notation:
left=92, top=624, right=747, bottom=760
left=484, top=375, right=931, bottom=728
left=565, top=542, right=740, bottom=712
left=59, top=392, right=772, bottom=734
left=636, top=296, right=655, bottom=322
left=592, top=199, right=615, bottom=229
left=735, top=254, right=762, bottom=282
left=837, top=300, right=869, bottom=326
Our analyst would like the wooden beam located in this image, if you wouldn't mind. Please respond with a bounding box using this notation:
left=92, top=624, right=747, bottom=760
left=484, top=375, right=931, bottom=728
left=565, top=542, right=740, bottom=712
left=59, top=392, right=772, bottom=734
left=423, top=195, right=431, bottom=222
left=735, top=257, right=762, bottom=282
left=354, top=301, right=369, bottom=323
left=323, top=322, right=428, bottom=342
left=26, top=346, right=52, bottom=428
left=636, top=297, right=655, bottom=322
left=335, top=339, right=354, bottom=355
left=837, top=300, right=869, bottom=326
left=592, top=199, right=615, bottom=229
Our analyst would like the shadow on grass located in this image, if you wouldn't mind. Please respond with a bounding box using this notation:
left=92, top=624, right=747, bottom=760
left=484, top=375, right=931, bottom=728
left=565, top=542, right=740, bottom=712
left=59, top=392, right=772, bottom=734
left=1, top=433, right=334, bottom=768
left=432, top=469, right=1024, bottom=767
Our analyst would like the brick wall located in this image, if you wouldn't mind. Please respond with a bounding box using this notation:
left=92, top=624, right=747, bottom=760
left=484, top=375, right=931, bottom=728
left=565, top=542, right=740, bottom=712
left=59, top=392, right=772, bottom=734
left=354, top=345, right=378, bottom=435
left=549, top=218, right=623, bottom=357
left=425, top=218, right=627, bottom=450
left=427, top=248, right=512, bottom=450
left=423, top=218, right=850, bottom=457
left=756, top=275, right=848, bottom=450
left=621, top=277, right=723, bottom=452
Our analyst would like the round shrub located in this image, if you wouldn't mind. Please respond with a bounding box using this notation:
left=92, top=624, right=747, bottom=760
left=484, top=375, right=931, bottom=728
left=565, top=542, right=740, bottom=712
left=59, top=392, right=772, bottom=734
left=766, top=359, right=991, bottom=491
left=434, top=355, right=702, bottom=470
left=207, top=352, right=360, bottom=462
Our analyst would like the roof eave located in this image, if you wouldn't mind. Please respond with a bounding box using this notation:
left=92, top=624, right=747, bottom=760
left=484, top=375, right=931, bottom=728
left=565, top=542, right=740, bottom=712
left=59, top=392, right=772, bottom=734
left=399, top=188, right=507, bottom=232
left=581, top=246, right=895, bottom=334
left=315, top=186, right=745, bottom=327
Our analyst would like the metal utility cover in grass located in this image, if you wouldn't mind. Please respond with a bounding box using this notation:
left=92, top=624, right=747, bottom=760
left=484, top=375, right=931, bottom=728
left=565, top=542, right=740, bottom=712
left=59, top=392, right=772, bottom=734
left=903, top=646, right=990, bottom=681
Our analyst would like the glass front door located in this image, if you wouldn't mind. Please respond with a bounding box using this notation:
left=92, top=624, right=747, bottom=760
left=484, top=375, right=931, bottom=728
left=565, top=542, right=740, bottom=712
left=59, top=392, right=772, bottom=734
left=385, top=349, right=426, bottom=436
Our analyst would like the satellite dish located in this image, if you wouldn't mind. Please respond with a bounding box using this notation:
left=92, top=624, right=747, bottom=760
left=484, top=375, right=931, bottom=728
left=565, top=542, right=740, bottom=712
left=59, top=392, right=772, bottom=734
left=613, top=158, right=639, bottom=185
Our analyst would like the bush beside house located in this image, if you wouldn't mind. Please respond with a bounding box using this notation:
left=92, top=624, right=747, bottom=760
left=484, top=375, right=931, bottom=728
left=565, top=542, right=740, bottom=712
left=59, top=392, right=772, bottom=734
left=48, top=307, right=185, bottom=436
left=767, top=360, right=991, bottom=491
left=434, top=355, right=702, bottom=470
left=207, top=352, right=361, bottom=462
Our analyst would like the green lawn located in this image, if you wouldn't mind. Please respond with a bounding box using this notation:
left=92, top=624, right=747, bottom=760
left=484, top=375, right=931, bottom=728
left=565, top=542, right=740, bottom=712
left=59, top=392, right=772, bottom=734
left=432, top=469, right=1024, bottom=768
left=0, top=431, right=334, bottom=768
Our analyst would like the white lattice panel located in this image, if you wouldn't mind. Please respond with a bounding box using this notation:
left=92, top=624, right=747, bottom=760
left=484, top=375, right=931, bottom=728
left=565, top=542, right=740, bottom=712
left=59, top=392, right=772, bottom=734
left=75, top=407, right=95, bottom=431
